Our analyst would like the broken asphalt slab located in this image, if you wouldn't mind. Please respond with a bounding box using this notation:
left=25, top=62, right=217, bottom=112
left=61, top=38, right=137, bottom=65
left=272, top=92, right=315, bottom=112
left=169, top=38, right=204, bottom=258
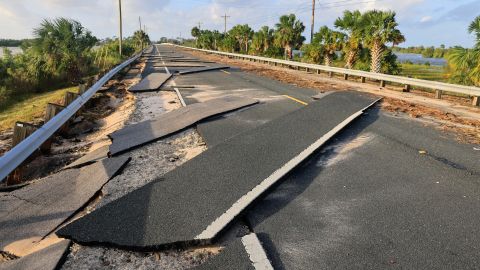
left=178, top=66, right=230, bottom=75
left=153, top=64, right=207, bottom=68
left=108, top=96, right=259, bottom=155
left=64, top=145, right=109, bottom=169
left=57, top=91, right=378, bottom=249
left=128, top=73, right=172, bottom=92
left=0, top=240, right=70, bottom=270
left=0, top=157, right=130, bottom=254
left=246, top=110, right=480, bottom=269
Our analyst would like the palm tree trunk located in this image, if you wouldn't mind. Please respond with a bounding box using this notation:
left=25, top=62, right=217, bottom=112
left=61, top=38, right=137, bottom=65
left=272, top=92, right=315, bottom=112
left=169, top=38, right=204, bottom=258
left=285, top=45, right=292, bottom=59
left=370, top=41, right=384, bottom=73
left=324, top=54, right=333, bottom=66
left=345, top=50, right=357, bottom=69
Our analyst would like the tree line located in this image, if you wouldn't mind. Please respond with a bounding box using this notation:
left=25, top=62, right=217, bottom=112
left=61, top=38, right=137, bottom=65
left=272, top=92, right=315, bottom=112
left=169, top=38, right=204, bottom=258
left=0, top=17, right=150, bottom=107
left=190, top=10, right=404, bottom=74
left=189, top=11, right=480, bottom=86
left=0, top=39, right=32, bottom=47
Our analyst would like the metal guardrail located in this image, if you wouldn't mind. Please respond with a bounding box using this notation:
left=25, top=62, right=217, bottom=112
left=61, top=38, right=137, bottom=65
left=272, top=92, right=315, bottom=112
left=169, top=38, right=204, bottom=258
left=0, top=49, right=146, bottom=182
left=172, top=44, right=480, bottom=99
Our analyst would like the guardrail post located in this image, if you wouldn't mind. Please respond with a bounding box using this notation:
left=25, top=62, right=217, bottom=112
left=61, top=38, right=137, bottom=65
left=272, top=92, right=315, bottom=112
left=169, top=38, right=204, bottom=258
left=403, top=85, right=411, bottom=92
left=435, top=90, right=443, bottom=99
left=64, top=92, right=79, bottom=107
left=380, top=80, right=386, bottom=88
left=316, top=70, right=321, bottom=74
left=472, top=96, right=480, bottom=106
left=12, top=122, right=38, bottom=148
left=328, top=72, right=333, bottom=78
left=78, top=84, right=87, bottom=95
left=344, top=74, right=349, bottom=80
left=361, top=77, right=366, bottom=83
left=44, top=103, right=65, bottom=123
left=8, top=122, right=40, bottom=185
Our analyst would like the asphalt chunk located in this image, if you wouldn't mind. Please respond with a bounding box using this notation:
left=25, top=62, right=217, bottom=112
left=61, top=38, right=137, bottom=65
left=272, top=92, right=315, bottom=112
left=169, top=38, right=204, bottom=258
left=0, top=157, right=130, bottom=253
left=0, top=240, right=70, bottom=270
left=108, top=96, right=259, bottom=155
left=57, top=91, right=377, bottom=249
left=178, top=66, right=230, bottom=75
left=129, top=73, right=172, bottom=92
left=63, top=145, right=109, bottom=169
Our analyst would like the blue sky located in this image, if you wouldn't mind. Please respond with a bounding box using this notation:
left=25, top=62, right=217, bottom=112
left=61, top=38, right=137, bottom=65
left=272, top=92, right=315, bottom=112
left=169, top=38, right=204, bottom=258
left=0, top=0, right=479, bottom=47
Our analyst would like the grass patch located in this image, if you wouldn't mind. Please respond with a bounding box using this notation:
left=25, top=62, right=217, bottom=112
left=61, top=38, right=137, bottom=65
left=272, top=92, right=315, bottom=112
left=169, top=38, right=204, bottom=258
left=0, top=86, right=78, bottom=131
left=399, top=64, right=448, bottom=82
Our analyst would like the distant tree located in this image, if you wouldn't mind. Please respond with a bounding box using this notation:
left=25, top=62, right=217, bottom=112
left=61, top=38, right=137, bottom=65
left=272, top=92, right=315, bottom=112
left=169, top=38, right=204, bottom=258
left=446, top=15, right=480, bottom=86
left=191, top=26, right=201, bottom=46
left=133, top=30, right=150, bottom=49
left=313, top=26, right=345, bottom=66
left=197, top=30, right=215, bottom=49
left=274, top=14, right=306, bottom=59
left=229, top=24, right=254, bottom=53
left=301, top=43, right=324, bottom=64
left=334, top=10, right=363, bottom=69
left=361, top=10, right=405, bottom=73
left=32, top=17, right=97, bottom=81
left=252, top=26, right=275, bottom=54
left=468, top=15, right=480, bottom=47
left=219, top=35, right=237, bottom=53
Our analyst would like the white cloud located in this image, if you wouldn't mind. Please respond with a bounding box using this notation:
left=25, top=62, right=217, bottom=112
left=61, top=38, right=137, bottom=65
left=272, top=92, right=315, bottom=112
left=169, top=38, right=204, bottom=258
left=420, top=16, right=432, bottom=22
left=0, top=0, right=475, bottom=46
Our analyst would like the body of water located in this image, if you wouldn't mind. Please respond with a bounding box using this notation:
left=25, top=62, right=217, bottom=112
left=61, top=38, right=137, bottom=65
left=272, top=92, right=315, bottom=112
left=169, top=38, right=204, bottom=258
left=0, top=47, right=22, bottom=58
left=394, top=52, right=447, bottom=66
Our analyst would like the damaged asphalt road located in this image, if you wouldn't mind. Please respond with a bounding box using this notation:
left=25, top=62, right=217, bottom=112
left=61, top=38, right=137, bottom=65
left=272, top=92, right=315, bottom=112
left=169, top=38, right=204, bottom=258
left=2, top=44, right=480, bottom=270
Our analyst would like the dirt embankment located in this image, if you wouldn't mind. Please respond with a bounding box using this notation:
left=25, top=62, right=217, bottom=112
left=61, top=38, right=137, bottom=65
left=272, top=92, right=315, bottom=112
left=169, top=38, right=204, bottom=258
left=0, top=62, right=145, bottom=186
left=185, top=49, right=480, bottom=145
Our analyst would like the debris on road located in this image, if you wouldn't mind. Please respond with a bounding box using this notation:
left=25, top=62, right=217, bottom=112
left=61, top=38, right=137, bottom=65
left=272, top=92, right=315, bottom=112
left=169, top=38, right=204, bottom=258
left=129, top=73, right=172, bottom=93
left=0, top=240, right=70, bottom=270
left=0, top=157, right=130, bottom=255
left=108, top=96, right=258, bottom=155
left=178, top=66, right=230, bottom=75
left=63, top=145, right=109, bottom=169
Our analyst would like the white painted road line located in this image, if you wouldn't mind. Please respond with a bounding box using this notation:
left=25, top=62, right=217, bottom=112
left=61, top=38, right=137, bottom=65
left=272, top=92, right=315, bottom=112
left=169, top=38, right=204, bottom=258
left=157, top=45, right=187, bottom=107
left=195, top=98, right=381, bottom=241
left=241, top=233, right=274, bottom=270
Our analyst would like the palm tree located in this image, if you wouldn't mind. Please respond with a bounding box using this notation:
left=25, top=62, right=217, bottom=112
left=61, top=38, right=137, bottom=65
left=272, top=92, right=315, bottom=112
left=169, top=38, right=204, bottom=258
left=469, top=15, right=480, bottom=47
left=133, top=30, right=150, bottom=50
left=229, top=24, right=253, bottom=53
left=446, top=15, right=480, bottom=86
left=301, top=43, right=324, bottom=64
left=334, top=10, right=363, bottom=69
left=313, top=26, right=345, bottom=66
left=33, top=18, right=97, bottom=81
left=191, top=26, right=201, bottom=47
left=274, top=14, right=306, bottom=59
left=252, top=26, right=275, bottom=54
left=361, top=10, right=405, bottom=73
